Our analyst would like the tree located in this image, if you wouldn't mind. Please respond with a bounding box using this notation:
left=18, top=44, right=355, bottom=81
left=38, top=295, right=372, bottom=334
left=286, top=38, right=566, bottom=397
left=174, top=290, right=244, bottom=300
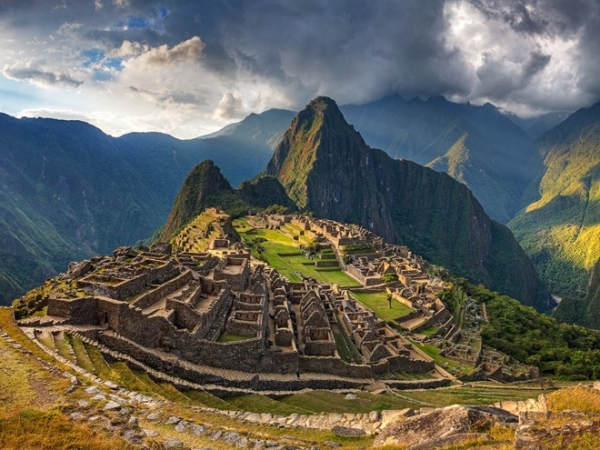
left=381, top=273, right=399, bottom=284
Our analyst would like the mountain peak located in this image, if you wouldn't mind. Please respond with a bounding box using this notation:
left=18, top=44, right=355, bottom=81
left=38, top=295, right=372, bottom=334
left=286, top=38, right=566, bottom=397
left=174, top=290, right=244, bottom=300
left=266, top=96, right=367, bottom=208
left=266, top=96, right=541, bottom=307
left=160, top=160, right=235, bottom=241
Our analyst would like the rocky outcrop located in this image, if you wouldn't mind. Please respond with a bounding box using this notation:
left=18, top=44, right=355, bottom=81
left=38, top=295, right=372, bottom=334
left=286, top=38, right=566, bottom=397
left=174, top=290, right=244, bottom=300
left=373, top=404, right=517, bottom=448
left=267, top=96, right=541, bottom=307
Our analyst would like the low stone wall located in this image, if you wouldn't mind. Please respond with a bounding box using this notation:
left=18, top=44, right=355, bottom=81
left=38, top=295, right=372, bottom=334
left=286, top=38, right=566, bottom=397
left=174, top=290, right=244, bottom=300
left=383, top=378, right=450, bottom=390
left=299, top=355, right=373, bottom=379
left=387, top=355, right=435, bottom=373
left=168, top=298, right=203, bottom=332
left=314, top=260, right=339, bottom=268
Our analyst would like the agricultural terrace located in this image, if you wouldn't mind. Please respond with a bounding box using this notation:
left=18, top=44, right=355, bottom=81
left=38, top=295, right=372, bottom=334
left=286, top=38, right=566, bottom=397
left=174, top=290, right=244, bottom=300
left=350, top=291, right=414, bottom=323
left=234, top=217, right=361, bottom=287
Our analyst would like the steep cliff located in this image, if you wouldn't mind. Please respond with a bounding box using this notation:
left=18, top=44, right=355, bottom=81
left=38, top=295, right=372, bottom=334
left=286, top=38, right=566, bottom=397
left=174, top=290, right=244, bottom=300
left=510, top=102, right=600, bottom=309
left=161, top=161, right=294, bottom=241
left=267, top=97, right=541, bottom=307
left=237, top=175, right=297, bottom=210
left=160, top=160, right=245, bottom=241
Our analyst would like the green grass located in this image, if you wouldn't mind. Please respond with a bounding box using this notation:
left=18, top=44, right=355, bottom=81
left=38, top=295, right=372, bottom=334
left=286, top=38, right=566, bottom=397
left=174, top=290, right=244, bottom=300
left=402, top=384, right=548, bottom=407
left=225, top=394, right=310, bottom=415
left=418, top=326, right=440, bottom=337
left=183, top=390, right=237, bottom=410
left=279, top=391, right=417, bottom=414
left=108, top=361, right=159, bottom=395
left=238, top=226, right=361, bottom=286
left=410, top=340, right=464, bottom=370
left=36, top=331, right=56, bottom=351
left=157, top=382, right=195, bottom=404
left=53, top=332, right=75, bottom=362
left=70, top=336, right=96, bottom=374
left=351, top=291, right=414, bottom=322
left=217, top=333, right=250, bottom=343
left=84, top=344, right=116, bottom=381
left=130, top=370, right=192, bottom=403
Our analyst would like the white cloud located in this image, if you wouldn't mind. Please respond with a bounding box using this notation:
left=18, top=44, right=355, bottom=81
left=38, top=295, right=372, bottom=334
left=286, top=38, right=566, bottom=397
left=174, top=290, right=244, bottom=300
left=132, top=36, right=204, bottom=66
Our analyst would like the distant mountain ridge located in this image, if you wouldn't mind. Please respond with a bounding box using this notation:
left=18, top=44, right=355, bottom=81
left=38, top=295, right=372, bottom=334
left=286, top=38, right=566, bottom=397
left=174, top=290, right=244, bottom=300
left=3, top=95, right=596, bottom=320
left=266, top=97, right=542, bottom=308
left=0, top=110, right=287, bottom=304
left=340, top=95, right=542, bottom=223
left=509, top=102, right=600, bottom=325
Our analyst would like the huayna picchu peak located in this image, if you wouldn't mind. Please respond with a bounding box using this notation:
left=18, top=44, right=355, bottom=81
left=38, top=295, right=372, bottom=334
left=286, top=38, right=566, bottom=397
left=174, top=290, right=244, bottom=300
left=267, top=97, right=543, bottom=308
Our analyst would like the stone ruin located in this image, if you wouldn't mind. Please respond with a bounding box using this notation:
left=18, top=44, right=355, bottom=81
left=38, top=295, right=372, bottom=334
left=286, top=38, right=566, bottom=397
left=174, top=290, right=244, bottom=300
left=19, top=240, right=439, bottom=391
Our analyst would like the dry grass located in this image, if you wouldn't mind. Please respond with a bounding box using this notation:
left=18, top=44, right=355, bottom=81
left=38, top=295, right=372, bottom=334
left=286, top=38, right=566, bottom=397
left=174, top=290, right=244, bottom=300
left=0, top=409, right=132, bottom=450
left=546, top=385, right=600, bottom=413
left=141, top=402, right=375, bottom=449
left=0, top=311, right=71, bottom=415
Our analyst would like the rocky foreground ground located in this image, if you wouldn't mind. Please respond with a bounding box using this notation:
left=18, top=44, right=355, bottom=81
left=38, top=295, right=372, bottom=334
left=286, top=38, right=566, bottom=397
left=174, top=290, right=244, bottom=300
left=2, top=311, right=600, bottom=450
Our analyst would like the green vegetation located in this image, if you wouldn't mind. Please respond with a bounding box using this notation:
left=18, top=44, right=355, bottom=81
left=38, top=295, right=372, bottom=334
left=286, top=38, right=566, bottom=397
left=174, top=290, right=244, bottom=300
left=509, top=104, right=600, bottom=318
left=455, top=280, right=600, bottom=380
left=226, top=394, right=310, bottom=415
left=71, top=336, right=96, bottom=374
left=410, top=340, right=464, bottom=371
left=217, top=333, right=249, bottom=343
left=402, top=384, right=547, bottom=407
left=350, top=291, right=414, bottom=322
left=182, top=389, right=236, bottom=410
left=236, top=224, right=360, bottom=286
left=279, top=391, right=417, bottom=414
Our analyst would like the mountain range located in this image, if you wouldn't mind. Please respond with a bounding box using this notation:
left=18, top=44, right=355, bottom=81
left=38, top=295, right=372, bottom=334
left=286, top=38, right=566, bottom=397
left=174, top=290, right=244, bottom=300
left=509, top=103, right=600, bottom=326
left=0, top=112, right=287, bottom=304
left=1, top=95, right=599, bottom=326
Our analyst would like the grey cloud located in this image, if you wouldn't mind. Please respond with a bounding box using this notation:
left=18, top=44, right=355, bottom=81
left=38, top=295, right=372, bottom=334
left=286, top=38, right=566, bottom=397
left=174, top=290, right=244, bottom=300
left=523, top=52, right=551, bottom=78
left=0, top=0, right=599, bottom=118
left=3, top=66, right=83, bottom=87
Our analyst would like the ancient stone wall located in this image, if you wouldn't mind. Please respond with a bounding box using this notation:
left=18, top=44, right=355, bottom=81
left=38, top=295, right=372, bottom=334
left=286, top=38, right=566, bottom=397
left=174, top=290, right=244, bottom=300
left=48, top=297, right=98, bottom=325
left=299, top=355, right=372, bottom=378
left=132, top=270, right=193, bottom=310
left=227, top=311, right=261, bottom=337
left=167, top=299, right=202, bottom=332
left=97, top=297, right=130, bottom=330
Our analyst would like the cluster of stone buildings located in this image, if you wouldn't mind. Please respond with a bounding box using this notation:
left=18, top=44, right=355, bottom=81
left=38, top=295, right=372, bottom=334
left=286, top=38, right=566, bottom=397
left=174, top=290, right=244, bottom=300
left=20, top=229, right=436, bottom=388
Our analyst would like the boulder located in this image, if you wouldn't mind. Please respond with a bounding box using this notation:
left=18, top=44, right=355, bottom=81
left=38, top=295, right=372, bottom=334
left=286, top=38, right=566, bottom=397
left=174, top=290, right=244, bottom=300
left=374, top=405, right=517, bottom=448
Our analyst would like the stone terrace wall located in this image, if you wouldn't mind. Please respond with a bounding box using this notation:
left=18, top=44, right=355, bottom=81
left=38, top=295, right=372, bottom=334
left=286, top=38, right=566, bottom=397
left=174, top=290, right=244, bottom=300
left=48, top=297, right=98, bottom=325
left=299, top=355, right=372, bottom=379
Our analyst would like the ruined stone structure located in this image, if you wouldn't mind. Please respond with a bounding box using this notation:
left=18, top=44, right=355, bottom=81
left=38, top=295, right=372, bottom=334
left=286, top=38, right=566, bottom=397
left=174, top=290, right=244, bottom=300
left=22, top=241, right=439, bottom=390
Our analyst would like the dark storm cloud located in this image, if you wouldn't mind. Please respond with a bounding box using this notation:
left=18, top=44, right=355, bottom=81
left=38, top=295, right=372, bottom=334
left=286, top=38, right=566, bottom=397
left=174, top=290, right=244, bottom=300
left=144, top=0, right=472, bottom=105
left=1, top=0, right=600, bottom=118
left=470, top=0, right=600, bottom=109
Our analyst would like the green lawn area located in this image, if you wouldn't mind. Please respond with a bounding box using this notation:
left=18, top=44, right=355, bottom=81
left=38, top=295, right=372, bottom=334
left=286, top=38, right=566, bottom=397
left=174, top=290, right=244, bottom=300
left=217, top=333, right=250, bottom=343
left=279, top=391, right=418, bottom=414
left=225, top=394, right=311, bottom=415
left=237, top=224, right=361, bottom=287
left=351, top=291, right=414, bottom=322
left=418, top=326, right=440, bottom=337
left=402, top=384, right=548, bottom=407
